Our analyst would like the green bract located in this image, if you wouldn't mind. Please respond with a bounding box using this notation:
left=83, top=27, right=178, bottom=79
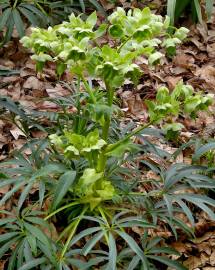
left=146, top=80, right=214, bottom=122
left=21, top=7, right=187, bottom=79
left=75, top=168, right=115, bottom=210
left=50, top=129, right=106, bottom=158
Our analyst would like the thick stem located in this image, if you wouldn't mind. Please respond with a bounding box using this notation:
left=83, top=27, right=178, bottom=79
left=97, top=206, right=110, bottom=244
left=44, top=202, right=79, bottom=220
left=98, top=84, right=114, bottom=172
left=102, top=83, right=114, bottom=140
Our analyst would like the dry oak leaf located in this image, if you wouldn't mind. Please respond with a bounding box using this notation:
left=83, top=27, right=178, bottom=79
left=10, top=125, right=26, bottom=140
left=173, top=53, right=195, bottom=69
left=195, top=65, right=215, bottom=91
left=184, top=256, right=202, bottom=269
left=46, top=84, right=71, bottom=98
left=23, top=76, right=43, bottom=90
left=210, top=250, right=215, bottom=266
left=165, top=75, right=182, bottom=90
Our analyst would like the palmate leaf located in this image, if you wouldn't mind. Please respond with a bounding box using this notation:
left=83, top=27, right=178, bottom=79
left=180, top=194, right=215, bottom=220
left=0, top=181, right=24, bottom=206
left=0, top=236, right=21, bottom=258
left=82, top=231, right=104, bottom=256
left=161, top=193, right=215, bottom=225
left=51, top=170, right=76, bottom=210
left=23, top=222, right=51, bottom=248
left=108, top=232, right=117, bottom=270
left=164, top=164, right=206, bottom=190
left=19, top=3, right=48, bottom=25
left=69, top=226, right=102, bottom=247
left=0, top=232, right=19, bottom=243
left=37, top=241, right=57, bottom=266
left=127, top=256, right=141, bottom=270
left=0, top=7, right=11, bottom=31
left=147, top=255, right=186, bottom=270
left=193, top=141, right=215, bottom=161
left=18, top=257, right=47, bottom=270
left=0, top=161, right=67, bottom=210
left=115, top=230, right=146, bottom=262
left=2, top=11, right=14, bottom=42
left=12, top=8, right=25, bottom=37
left=0, top=67, right=20, bottom=76
left=18, top=7, right=39, bottom=26
left=0, top=96, right=27, bottom=120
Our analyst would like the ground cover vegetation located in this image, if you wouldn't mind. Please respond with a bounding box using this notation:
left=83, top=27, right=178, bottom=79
left=0, top=1, right=215, bottom=270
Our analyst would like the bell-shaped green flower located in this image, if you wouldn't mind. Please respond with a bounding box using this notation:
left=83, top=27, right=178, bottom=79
left=76, top=168, right=115, bottom=210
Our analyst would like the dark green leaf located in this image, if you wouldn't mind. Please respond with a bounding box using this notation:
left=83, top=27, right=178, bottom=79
left=0, top=8, right=11, bottom=31
left=18, top=258, right=47, bottom=270
left=147, top=255, right=186, bottom=270
left=82, top=231, right=104, bottom=256
left=12, top=9, right=25, bottom=37
left=51, top=170, right=76, bottom=210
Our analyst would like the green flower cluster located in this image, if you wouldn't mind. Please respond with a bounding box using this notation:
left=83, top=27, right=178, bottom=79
left=21, top=8, right=188, bottom=87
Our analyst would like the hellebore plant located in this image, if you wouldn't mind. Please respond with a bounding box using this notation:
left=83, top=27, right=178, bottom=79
left=146, top=81, right=213, bottom=140
left=0, top=7, right=214, bottom=269
left=21, top=8, right=190, bottom=181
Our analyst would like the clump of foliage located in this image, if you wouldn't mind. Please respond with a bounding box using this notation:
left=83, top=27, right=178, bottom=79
left=0, top=7, right=214, bottom=270
left=146, top=81, right=213, bottom=140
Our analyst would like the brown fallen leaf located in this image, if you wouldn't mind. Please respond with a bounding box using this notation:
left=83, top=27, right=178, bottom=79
left=183, top=256, right=202, bottom=269
left=23, top=76, right=43, bottom=90
left=46, top=83, right=70, bottom=98
left=173, top=53, right=195, bottom=69
left=165, top=75, right=182, bottom=90
left=210, top=250, right=215, bottom=266
left=2, top=75, right=20, bottom=84
left=10, top=125, right=26, bottom=140
left=195, top=65, right=215, bottom=91
left=31, top=130, right=47, bottom=139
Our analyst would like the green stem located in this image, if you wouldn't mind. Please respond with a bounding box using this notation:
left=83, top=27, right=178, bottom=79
left=60, top=205, right=88, bottom=259
left=98, top=206, right=110, bottom=244
left=80, top=74, right=96, bottom=104
left=97, top=84, right=114, bottom=172
left=13, top=0, right=19, bottom=8
left=102, top=117, right=111, bottom=141
left=97, top=121, right=153, bottom=172
left=44, top=202, right=79, bottom=220
left=107, top=120, right=154, bottom=152
left=117, top=36, right=132, bottom=52
left=98, top=206, right=110, bottom=227
left=102, top=83, right=114, bottom=140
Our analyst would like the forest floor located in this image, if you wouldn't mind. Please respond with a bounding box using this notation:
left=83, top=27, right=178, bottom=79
left=0, top=2, right=215, bottom=270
